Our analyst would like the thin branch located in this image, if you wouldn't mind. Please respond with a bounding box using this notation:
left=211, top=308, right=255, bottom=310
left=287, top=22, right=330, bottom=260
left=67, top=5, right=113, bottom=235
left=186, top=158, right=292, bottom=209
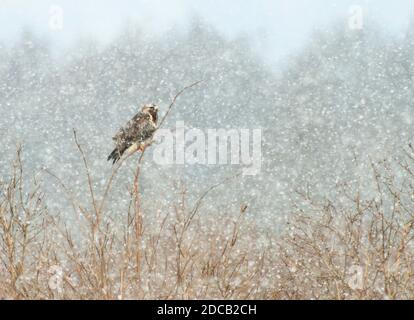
left=157, top=80, right=204, bottom=130
left=97, top=154, right=128, bottom=214
left=184, top=172, right=242, bottom=232
left=73, top=130, right=99, bottom=218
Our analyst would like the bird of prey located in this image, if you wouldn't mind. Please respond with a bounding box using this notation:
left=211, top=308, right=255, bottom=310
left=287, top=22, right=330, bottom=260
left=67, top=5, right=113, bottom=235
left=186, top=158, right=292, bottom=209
left=107, top=103, right=159, bottom=164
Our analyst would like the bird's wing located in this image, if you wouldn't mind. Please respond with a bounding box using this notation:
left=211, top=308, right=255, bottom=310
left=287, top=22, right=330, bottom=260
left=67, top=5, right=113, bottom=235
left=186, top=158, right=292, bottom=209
left=108, top=110, right=158, bottom=163
left=113, top=111, right=156, bottom=148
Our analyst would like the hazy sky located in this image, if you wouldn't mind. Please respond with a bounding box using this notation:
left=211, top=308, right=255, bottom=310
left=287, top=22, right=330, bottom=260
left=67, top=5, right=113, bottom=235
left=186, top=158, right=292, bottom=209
left=1, top=0, right=414, bottom=63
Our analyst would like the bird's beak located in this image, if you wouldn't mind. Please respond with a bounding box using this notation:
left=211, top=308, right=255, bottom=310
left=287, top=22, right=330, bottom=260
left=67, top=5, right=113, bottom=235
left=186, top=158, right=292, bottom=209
left=154, top=106, right=159, bottom=111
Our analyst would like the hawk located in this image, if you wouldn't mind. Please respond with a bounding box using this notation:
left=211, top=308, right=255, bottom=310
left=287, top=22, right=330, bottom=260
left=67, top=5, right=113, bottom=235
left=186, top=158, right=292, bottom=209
left=107, top=103, right=159, bottom=164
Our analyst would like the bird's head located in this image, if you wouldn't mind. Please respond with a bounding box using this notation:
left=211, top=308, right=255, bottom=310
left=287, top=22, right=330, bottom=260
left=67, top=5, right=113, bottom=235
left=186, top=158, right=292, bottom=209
left=141, top=103, right=159, bottom=123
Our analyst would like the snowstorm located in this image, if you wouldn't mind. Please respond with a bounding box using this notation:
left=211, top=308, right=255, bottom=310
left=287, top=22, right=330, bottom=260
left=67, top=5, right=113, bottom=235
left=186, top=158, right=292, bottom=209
left=1, top=0, right=414, bottom=300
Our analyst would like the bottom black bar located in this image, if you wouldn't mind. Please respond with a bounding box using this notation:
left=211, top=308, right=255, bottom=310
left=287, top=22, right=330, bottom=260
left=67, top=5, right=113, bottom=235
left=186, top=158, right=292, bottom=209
left=0, top=300, right=409, bottom=319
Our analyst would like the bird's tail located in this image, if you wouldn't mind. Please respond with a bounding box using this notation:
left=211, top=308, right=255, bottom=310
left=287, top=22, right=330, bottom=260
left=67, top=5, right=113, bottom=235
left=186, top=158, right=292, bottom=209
left=107, top=148, right=122, bottom=165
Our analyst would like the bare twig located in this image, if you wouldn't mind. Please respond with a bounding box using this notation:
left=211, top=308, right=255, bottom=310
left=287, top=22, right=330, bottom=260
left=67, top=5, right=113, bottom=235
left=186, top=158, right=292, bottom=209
left=157, top=80, right=204, bottom=130
left=73, top=130, right=99, bottom=218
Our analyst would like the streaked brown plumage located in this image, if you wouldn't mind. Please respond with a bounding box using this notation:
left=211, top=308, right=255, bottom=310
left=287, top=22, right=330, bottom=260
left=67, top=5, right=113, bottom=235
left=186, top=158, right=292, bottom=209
left=107, top=104, right=159, bottom=164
